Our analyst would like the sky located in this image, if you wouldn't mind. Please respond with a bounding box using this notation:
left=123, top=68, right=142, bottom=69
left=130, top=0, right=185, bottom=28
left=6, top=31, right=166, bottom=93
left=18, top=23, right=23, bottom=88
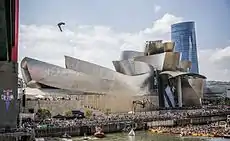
left=19, top=0, right=230, bottom=81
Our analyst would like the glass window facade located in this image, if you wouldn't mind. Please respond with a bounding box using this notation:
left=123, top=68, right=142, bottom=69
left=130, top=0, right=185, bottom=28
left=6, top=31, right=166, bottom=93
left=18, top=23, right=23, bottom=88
left=171, top=22, right=199, bottom=73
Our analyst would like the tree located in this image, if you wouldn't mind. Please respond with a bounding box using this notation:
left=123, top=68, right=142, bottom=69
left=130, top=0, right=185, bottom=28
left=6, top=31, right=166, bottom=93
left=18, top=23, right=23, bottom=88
left=37, top=108, right=51, bottom=120
left=85, top=109, right=93, bottom=118
left=65, top=110, right=72, bottom=117
left=225, top=97, right=230, bottom=105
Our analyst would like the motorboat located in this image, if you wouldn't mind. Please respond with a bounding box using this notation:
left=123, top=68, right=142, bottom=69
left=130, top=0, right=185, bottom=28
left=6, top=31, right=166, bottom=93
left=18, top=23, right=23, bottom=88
left=94, top=132, right=105, bottom=138
left=94, top=127, right=105, bottom=138
left=128, top=128, right=135, bottom=136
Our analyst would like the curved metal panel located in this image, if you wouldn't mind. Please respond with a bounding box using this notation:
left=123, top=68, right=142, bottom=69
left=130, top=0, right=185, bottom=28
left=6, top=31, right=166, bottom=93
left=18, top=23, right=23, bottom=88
left=179, top=60, right=192, bottom=72
left=134, top=53, right=165, bottom=70
left=113, top=60, right=135, bottom=75
left=21, top=57, right=136, bottom=95
left=160, top=71, right=206, bottom=79
left=112, top=60, right=150, bottom=75
left=144, top=40, right=163, bottom=55
left=144, top=41, right=174, bottom=55
left=121, top=51, right=144, bottom=60
left=65, top=56, right=115, bottom=80
left=21, top=67, right=32, bottom=84
left=188, top=78, right=204, bottom=99
left=134, top=52, right=180, bottom=71
left=163, top=42, right=175, bottom=52
left=163, top=52, right=180, bottom=70
left=65, top=56, right=154, bottom=95
left=21, top=57, right=155, bottom=97
left=182, top=78, right=204, bottom=106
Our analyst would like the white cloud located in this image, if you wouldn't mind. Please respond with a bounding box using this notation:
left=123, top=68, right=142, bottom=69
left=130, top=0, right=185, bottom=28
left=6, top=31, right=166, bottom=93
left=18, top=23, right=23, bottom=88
left=198, top=46, right=230, bottom=81
left=19, top=13, right=230, bottom=81
left=154, top=5, right=161, bottom=13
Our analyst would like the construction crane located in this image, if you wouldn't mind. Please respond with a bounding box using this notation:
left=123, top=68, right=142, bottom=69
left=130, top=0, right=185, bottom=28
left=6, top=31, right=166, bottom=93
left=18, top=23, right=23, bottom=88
left=132, top=100, right=145, bottom=113
left=132, top=99, right=156, bottom=113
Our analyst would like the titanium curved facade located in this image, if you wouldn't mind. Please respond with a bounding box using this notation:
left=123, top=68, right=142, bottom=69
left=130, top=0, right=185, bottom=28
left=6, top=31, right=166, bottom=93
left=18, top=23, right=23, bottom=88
left=144, top=41, right=175, bottom=55
left=121, top=51, right=144, bottom=60
left=171, top=21, right=199, bottom=73
left=181, top=78, right=204, bottom=106
left=113, top=60, right=150, bottom=76
left=179, top=60, right=192, bottom=72
left=21, top=57, right=160, bottom=112
left=65, top=56, right=116, bottom=80
left=22, top=57, right=155, bottom=96
left=21, top=57, right=136, bottom=95
left=160, top=71, right=206, bottom=79
left=64, top=56, right=151, bottom=94
left=160, top=71, right=206, bottom=106
left=113, top=51, right=151, bottom=76
left=21, top=39, right=207, bottom=111
left=134, top=52, right=180, bottom=71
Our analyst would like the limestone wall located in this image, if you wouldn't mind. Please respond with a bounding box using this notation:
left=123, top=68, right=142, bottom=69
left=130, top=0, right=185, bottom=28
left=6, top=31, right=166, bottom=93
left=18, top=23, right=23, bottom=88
left=24, top=94, right=156, bottom=115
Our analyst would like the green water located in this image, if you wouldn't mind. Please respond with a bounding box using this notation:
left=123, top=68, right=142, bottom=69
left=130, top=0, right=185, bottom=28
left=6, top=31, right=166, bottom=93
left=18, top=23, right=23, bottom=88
left=71, top=131, right=228, bottom=141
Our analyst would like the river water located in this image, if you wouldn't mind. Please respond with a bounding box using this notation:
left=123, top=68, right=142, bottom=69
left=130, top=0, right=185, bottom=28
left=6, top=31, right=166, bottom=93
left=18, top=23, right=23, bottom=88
left=70, top=131, right=229, bottom=141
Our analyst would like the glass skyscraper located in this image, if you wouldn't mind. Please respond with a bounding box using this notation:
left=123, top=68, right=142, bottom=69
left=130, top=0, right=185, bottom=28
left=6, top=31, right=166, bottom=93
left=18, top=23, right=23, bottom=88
left=171, top=21, right=199, bottom=73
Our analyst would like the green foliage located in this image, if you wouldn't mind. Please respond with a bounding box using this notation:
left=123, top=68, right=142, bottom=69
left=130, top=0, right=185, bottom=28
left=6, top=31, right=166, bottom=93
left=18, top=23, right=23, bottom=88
left=37, top=108, right=51, bottom=120
left=225, top=98, right=230, bottom=105
left=65, top=110, right=73, bottom=117
left=85, top=109, right=93, bottom=118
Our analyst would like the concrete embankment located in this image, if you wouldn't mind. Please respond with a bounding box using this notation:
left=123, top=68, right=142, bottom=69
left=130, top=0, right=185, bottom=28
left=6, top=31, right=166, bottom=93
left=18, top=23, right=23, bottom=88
left=35, top=121, right=139, bottom=137
left=147, top=115, right=226, bottom=128
left=35, top=114, right=228, bottom=138
left=0, top=131, right=34, bottom=141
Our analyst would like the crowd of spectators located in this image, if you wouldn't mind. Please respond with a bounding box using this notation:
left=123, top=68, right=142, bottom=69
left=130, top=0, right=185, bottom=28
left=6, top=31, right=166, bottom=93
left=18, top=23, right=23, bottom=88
left=21, top=107, right=230, bottom=130
left=26, top=96, right=75, bottom=101
left=151, top=123, right=230, bottom=136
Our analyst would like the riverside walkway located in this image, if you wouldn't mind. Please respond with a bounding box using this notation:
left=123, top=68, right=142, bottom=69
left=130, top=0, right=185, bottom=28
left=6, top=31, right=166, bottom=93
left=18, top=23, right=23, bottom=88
left=30, top=108, right=230, bottom=138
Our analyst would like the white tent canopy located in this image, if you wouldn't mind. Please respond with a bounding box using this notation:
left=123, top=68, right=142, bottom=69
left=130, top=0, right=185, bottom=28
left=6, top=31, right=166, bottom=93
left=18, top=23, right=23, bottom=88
left=35, top=94, right=44, bottom=99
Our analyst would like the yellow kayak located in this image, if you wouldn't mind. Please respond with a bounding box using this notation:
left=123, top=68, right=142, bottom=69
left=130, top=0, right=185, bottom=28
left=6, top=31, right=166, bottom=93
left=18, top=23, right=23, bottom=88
left=157, top=130, right=163, bottom=134
left=149, top=129, right=163, bottom=134
left=192, top=133, right=199, bottom=136
left=149, top=129, right=157, bottom=133
left=208, top=134, right=214, bottom=137
left=200, top=133, right=214, bottom=137
left=201, top=134, right=208, bottom=137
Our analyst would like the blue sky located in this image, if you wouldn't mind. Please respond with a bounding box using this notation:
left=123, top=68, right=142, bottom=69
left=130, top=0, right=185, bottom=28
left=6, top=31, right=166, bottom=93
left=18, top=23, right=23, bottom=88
left=19, top=0, right=230, bottom=80
left=20, top=0, right=230, bottom=50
